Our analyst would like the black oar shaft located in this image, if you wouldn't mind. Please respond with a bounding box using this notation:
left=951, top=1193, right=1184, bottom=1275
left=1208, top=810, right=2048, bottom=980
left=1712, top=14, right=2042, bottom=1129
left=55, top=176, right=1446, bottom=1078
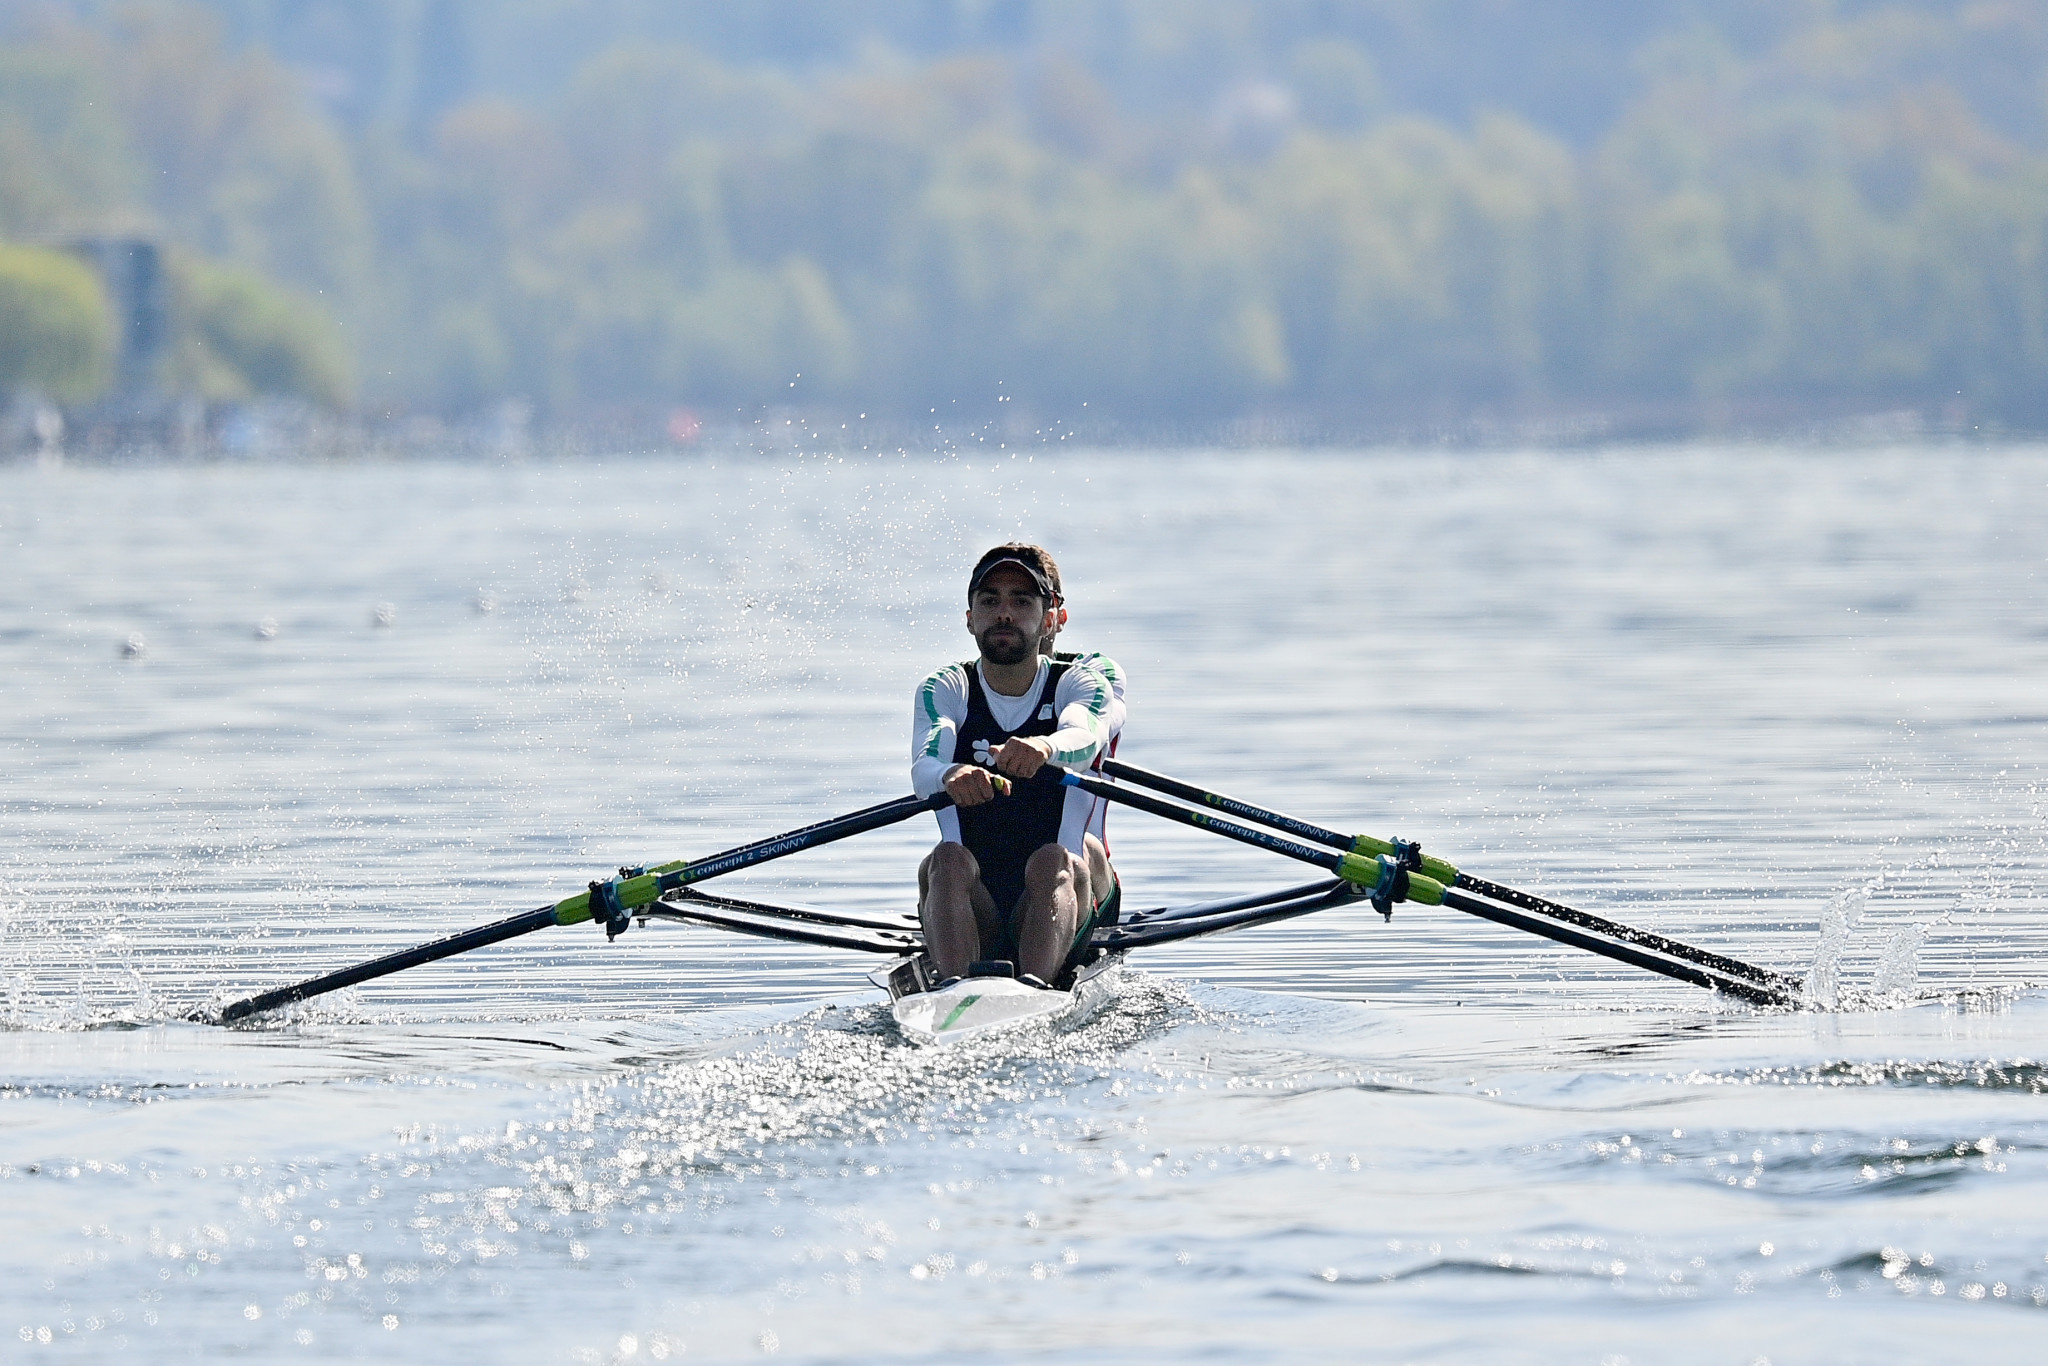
left=1455, top=873, right=1799, bottom=994
left=213, top=791, right=951, bottom=1023
left=1441, top=889, right=1788, bottom=1005
left=1098, top=760, right=1797, bottom=997
left=218, top=905, right=559, bottom=1023
left=658, top=793, right=938, bottom=887
left=1062, top=769, right=1349, bottom=872
left=1066, top=766, right=1796, bottom=1005
left=1101, top=759, right=1352, bottom=850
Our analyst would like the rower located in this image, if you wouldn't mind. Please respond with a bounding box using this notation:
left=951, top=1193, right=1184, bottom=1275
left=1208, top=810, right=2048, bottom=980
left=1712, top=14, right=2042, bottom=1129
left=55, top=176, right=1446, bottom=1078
left=912, top=544, right=1121, bottom=989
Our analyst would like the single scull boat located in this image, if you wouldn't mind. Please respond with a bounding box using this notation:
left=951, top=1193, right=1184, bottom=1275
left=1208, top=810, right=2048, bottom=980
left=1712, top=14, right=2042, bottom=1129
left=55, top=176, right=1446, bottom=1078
left=207, top=764, right=1802, bottom=1031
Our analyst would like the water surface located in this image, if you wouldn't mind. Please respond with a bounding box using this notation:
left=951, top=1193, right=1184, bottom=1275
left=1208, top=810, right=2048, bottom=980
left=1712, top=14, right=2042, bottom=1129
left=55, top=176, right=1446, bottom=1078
left=3, top=445, right=2045, bottom=1361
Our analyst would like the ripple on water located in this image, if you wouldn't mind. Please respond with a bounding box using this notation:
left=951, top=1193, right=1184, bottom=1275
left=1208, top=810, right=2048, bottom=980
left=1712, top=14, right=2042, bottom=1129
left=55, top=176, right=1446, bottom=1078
left=1551, top=1123, right=2030, bottom=1200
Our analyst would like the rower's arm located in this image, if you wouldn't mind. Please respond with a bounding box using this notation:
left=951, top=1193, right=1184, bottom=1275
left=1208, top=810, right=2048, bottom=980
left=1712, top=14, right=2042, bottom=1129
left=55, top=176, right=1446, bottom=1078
left=1046, top=661, right=1114, bottom=768
left=1067, top=650, right=1127, bottom=740
left=910, top=664, right=971, bottom=797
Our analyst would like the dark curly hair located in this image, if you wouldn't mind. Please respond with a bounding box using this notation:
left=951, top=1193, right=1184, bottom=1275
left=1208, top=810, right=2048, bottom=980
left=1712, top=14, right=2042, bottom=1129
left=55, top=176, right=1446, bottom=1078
left=967, top=542, right=1063, bottom=604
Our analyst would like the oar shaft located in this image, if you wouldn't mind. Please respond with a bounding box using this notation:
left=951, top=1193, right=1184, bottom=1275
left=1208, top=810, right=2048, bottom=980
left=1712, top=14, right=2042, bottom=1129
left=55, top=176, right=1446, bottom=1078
left=660, top=793, right=942, bottom=888
left=1441, top=888, right=1791, bottom=1006
left=1101, top=758, right=1459, bottom=882
left=214, top=790, right=951, bottom=1022
left=1099, top=760, right=1797, bottom=996
left=217, top=905, right=559, bottom=1023
left=1101, top=759, right=1352, bottom=851
left=553, top=793, right=951, bottom=929
left=1065, top=766, right=1794, bottom=1005
left=1059, top=768, right=1352, bottom=875
left=637, top=793, right=933, bottom=887
left=1455, top=873, right=1800, bottom=993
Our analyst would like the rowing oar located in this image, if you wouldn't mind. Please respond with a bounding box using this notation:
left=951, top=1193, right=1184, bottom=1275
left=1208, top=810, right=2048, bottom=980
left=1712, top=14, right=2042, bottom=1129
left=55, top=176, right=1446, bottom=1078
left=1099, top=759, right=1800, bottom=999
left=208, top=791, right=951, bottom=1024
left=1056, top=765, right=1797, bottom=1006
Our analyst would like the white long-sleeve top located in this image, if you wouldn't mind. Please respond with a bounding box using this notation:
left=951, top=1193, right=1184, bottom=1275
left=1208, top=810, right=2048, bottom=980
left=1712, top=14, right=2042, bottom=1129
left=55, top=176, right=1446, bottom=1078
left=911, top=655, right=1120, bottom=855
left=1056, top=650, right=1126, bottom=843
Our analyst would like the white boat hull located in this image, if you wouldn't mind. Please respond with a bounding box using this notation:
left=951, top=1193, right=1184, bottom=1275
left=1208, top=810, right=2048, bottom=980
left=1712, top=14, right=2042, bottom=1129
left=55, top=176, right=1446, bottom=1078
left=885, top=959, right=1121, bottom=1046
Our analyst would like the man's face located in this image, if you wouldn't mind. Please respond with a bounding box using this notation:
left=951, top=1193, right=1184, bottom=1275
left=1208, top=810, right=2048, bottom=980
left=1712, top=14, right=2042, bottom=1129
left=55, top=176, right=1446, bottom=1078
left=967, top=566, right=1052, bottom=667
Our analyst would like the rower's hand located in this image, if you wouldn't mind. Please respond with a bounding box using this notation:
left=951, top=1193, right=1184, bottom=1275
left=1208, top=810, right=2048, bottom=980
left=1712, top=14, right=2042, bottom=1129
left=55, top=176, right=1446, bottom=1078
left=989, top=736, right=1054, bottom=779
left=943, top=762, right=1006, bottom=807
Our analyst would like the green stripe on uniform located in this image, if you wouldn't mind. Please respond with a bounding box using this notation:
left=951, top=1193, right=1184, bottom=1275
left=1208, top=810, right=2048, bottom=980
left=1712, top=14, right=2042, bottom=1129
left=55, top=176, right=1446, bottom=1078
left=918, top=668, right=953, bottom=758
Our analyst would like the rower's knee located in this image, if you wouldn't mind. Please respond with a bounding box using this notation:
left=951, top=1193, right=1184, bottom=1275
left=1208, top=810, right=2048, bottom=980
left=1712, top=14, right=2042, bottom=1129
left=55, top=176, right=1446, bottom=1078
left=920, top=842, right=979, bottom=905
left=924, top=841, right=978, bottom=881
left=1023, top=843, right=1081, bottom=896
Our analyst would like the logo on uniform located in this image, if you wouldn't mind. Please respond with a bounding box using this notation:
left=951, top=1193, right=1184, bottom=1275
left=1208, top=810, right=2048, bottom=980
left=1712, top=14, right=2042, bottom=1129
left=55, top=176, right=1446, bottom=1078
left=1037, top=705, right=1053, bottom=720
left=971, top=738, right=995, bottom=767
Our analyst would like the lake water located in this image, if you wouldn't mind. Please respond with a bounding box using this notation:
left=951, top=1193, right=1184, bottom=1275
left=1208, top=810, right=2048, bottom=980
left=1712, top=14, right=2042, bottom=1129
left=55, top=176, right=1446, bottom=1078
left=3, top=443, right=2046, bottom=1362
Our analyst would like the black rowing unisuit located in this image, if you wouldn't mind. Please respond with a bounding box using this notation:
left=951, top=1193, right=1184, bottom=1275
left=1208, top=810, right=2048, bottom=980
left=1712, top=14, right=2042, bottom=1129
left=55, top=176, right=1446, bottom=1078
left=954, top=659, right=1071, bottom=925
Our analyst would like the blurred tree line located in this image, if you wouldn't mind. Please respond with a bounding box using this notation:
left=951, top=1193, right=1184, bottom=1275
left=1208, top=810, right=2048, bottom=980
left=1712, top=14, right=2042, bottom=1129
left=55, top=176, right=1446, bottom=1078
left=3, top=0, right=2046, bottom=426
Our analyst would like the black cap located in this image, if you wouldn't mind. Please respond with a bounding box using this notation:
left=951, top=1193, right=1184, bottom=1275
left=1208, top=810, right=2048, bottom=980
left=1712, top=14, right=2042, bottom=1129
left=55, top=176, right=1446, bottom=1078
left=968, top=552, right=1059, bottom=604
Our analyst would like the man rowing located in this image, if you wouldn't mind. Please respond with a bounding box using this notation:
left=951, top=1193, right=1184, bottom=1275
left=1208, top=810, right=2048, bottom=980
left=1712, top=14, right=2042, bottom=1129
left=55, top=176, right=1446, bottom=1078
left=912, top=544, right=1125, bottom=989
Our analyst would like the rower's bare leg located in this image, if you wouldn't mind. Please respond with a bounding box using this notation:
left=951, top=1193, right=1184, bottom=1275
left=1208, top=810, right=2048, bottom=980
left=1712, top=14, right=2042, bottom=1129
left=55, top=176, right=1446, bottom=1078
left=1015, top=843, right=1088, bottom=985
left=1082, top=834, right=1111, bottom=911
left=919, top=842, right=996, bottom=982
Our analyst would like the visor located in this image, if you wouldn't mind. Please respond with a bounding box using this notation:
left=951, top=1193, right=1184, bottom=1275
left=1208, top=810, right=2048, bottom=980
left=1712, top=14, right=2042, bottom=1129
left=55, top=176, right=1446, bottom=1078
left=967, top=555, right=1058, bottom=604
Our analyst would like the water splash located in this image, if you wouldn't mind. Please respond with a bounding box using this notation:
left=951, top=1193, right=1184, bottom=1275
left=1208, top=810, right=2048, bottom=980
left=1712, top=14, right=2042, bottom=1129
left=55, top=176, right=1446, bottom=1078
left=1872, top=922, right=1929, bottom=1001
left=1797, top=885, right=1937, bottom=1012
left=1803, top=886, right=1868, bottom=1009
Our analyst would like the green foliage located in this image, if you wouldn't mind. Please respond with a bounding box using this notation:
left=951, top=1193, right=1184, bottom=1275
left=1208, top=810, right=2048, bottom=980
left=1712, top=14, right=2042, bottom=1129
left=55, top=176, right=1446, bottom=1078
left=166, top=253, right=354, bottom=407
left=8, top=1, right=2048, bottom=425
left=0, top=47, right=139, bottom=237
left=99, top=8, right=373, bottom=305
left=1254, top=118, right=1581, bottom=402
left=0, top=242, right=113, bottom=400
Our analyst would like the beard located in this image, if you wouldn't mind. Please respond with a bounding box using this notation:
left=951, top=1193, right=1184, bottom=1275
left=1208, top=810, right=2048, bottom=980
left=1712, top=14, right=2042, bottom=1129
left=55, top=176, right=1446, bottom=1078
left=976, top=623, right=1035, bottom=667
